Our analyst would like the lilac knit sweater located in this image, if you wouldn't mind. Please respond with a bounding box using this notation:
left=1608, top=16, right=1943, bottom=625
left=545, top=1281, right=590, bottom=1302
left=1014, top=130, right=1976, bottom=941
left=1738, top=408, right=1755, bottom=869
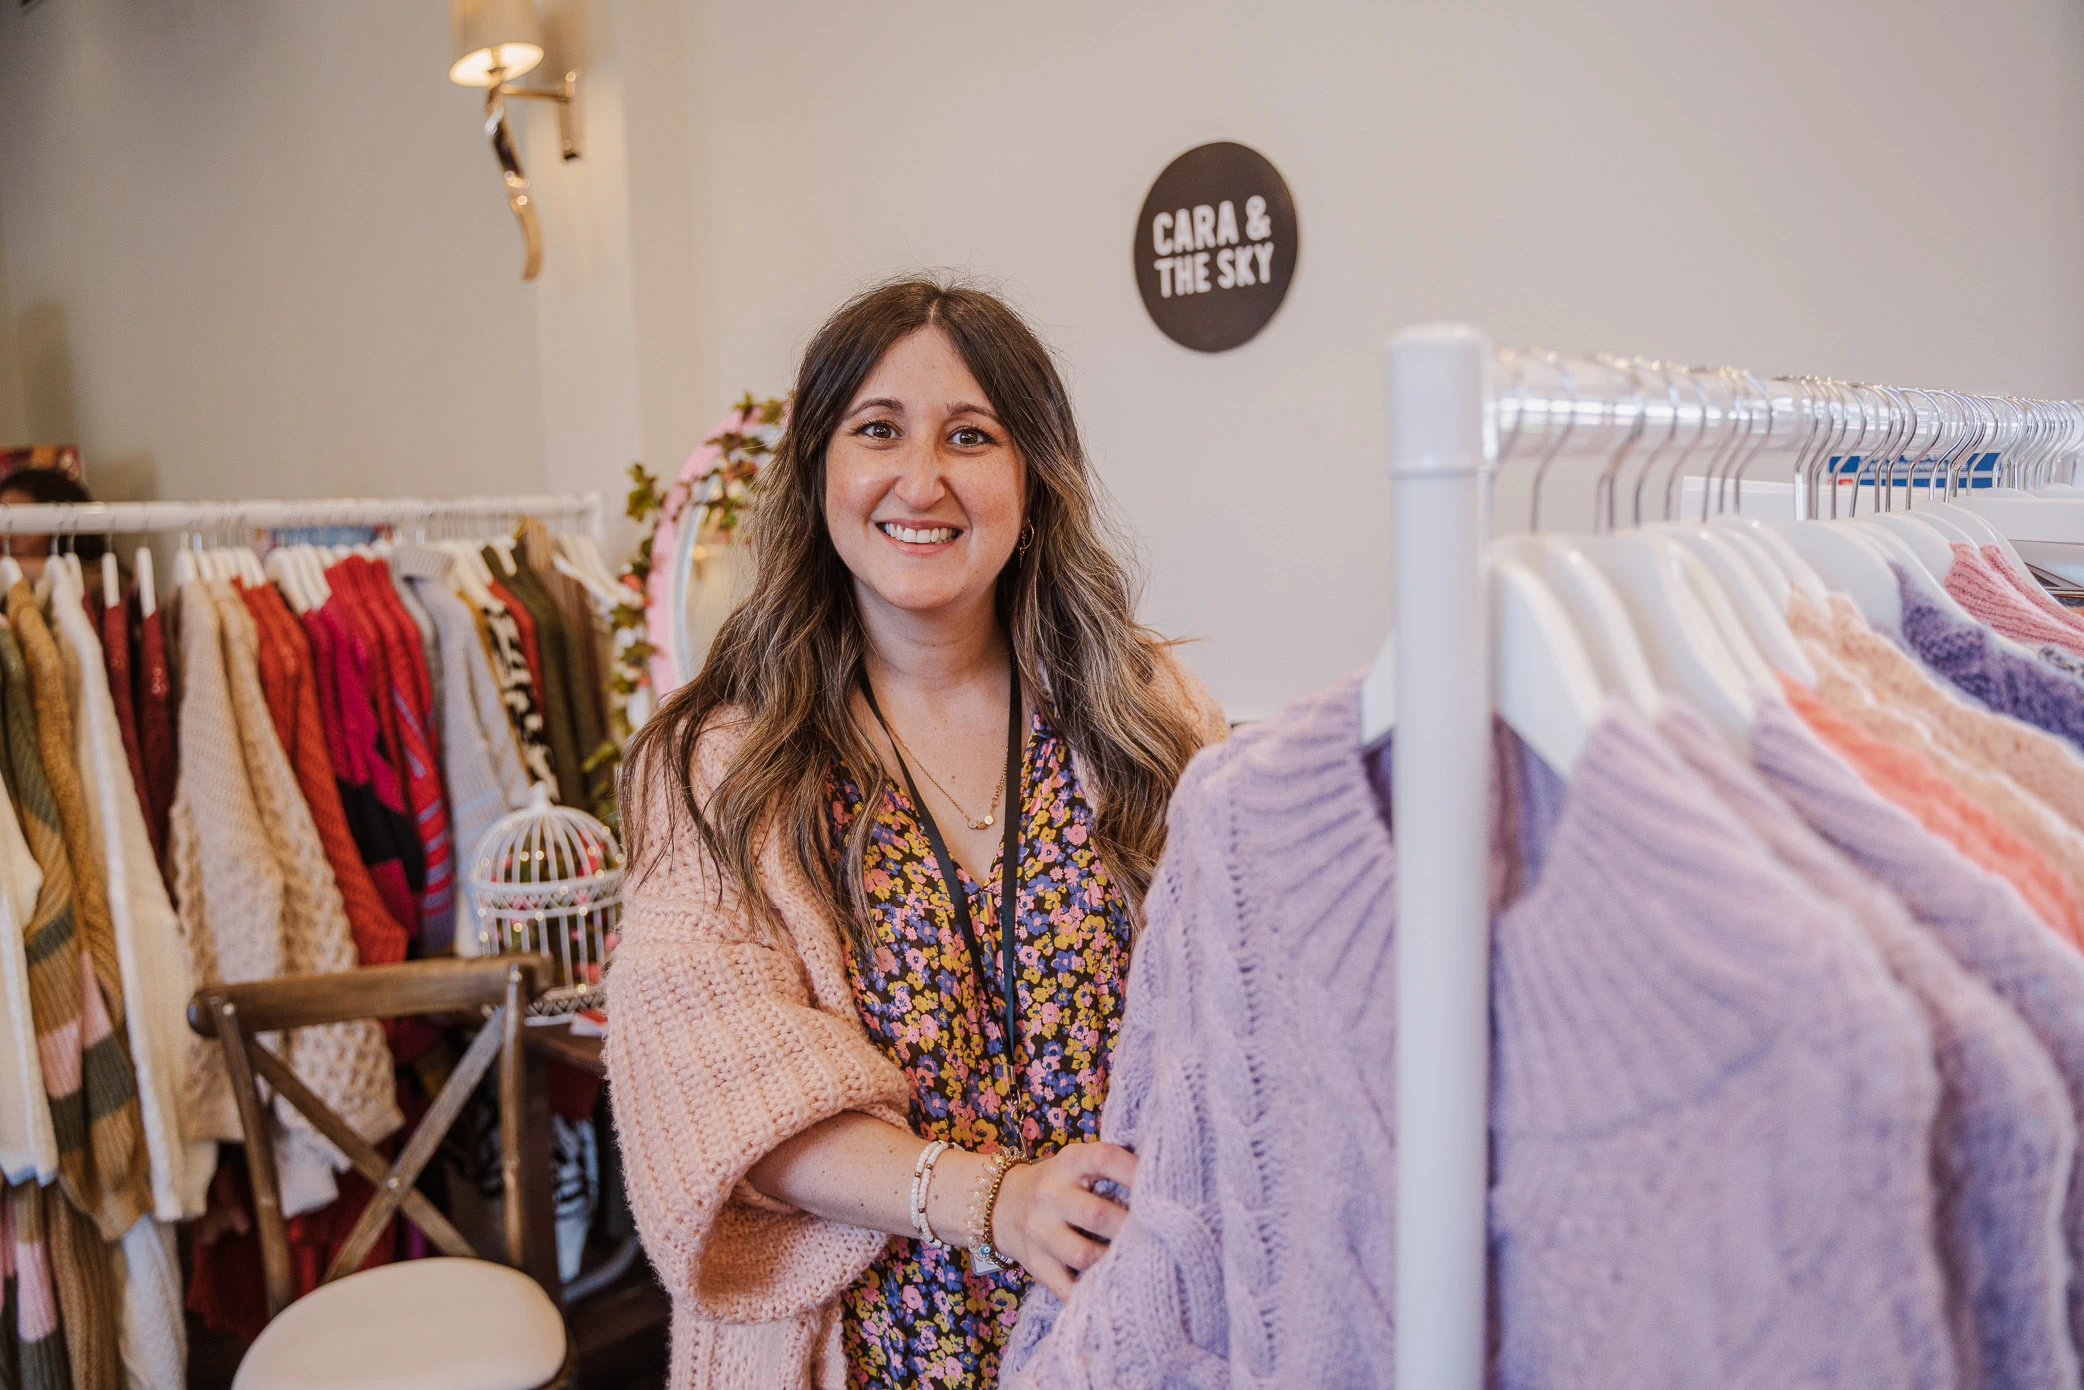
left=1899, top=566, right=2084, bottom=756
left=1752, top=693, right=2084, bottom=1366
left=1002, top=678, right=1951, bottom=1389
left=1661, top=705, right=2074, bottom=1390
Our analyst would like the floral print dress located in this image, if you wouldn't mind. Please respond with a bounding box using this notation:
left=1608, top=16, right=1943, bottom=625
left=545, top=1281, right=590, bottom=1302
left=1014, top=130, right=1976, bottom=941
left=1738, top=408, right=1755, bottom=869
left=828, top=708, right=1135, bottom=1389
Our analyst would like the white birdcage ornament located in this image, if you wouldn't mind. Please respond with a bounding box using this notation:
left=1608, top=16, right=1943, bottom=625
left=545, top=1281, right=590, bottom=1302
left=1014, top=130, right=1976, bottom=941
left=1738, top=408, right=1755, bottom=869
left=465, top=785, right=625, bottom=1017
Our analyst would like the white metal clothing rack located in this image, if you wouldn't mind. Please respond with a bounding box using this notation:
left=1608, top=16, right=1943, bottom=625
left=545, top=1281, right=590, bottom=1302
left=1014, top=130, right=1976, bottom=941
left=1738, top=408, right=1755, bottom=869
left=1389, top=326, right=1494, bottom=1390
left=0, top=491, right=604, bottom=543
left=1384, top=326, right=2084, bottom=1389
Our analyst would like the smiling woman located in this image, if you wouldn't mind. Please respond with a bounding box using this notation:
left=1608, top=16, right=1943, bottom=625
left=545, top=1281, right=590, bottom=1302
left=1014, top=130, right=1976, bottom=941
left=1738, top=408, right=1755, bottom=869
left=606, top=277, right=1229, bottom=1390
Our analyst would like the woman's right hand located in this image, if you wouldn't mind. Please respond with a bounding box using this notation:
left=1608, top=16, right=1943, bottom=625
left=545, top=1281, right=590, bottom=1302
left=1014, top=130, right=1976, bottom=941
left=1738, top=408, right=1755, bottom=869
left=991, top=1140, right=1137, bottom=1298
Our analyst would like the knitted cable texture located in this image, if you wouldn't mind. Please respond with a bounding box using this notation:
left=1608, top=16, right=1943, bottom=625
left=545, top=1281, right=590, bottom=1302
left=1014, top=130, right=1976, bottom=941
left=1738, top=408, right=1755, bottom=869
left=7, top=582, right=124, bottom=1026
left=44, top=565, right=208, bottom=1223
left=1662, top=704, right=2073, bottom=1390
left=237, top=581, right=410, bottom=969
left=1898, top=565, right=2084, bottom=755
left=6, top=1177, right=70, bottom=1390
left=1780, top=676, right=2083, bottom=948
left=1007, top=679, right=1951, bottom=1390
left=1945, top=543, right=2084, bottom=656
left=605, top=656, right=1225, bottom=1389
left=167, top=581, right=284, bottom=1143
left=1786, top=605, right=2084, bottom=948
left=0, top=623, right=150, bottom=1244
left=1815, top=592, right=2084, bottom=834
left=1983, top=545, right=2084, bottom=645
left=1754, top=692, right=2084, bottom=1363
left=209, top=586, right=402, bottom=1159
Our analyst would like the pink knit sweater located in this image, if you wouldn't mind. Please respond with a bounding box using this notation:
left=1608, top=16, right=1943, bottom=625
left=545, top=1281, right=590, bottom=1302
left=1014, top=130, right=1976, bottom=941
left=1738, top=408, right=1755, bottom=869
left=604, top=654, right=1226, bottom=1389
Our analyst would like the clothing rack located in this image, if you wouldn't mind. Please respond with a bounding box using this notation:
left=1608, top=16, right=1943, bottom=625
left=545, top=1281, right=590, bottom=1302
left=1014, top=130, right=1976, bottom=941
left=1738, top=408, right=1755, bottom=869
left=1386, top=325, right=2084, bottom=1389
left=0, top=491, right=605, bottom=543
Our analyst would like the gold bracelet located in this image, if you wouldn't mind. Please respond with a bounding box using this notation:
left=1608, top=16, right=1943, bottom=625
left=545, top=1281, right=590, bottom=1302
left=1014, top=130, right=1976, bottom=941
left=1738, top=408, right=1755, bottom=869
left=966, top=1151, right=1022, bottom=1275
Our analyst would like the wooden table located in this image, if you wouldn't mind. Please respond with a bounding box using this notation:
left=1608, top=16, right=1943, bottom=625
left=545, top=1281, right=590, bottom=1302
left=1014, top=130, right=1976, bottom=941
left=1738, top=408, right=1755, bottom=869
left=524, top=1018, right=605, bottom=1076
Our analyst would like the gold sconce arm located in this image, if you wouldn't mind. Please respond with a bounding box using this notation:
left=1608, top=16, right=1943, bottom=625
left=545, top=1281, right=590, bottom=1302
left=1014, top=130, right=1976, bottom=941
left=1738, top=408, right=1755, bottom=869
left=479, top=69, right=578, bottom=282
left=497, top=70, right=581, bottom=162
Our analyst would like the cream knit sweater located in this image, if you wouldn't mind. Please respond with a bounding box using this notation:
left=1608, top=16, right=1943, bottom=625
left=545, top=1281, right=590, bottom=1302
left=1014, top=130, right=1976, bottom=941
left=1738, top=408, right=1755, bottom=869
left=605, top=654, right=1225, bottom=1390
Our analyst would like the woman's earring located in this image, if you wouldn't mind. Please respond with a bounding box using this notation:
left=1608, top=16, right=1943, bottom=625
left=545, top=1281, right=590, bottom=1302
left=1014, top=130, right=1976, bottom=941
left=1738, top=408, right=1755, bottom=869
left=1017, top=520, right=1034, bottom=557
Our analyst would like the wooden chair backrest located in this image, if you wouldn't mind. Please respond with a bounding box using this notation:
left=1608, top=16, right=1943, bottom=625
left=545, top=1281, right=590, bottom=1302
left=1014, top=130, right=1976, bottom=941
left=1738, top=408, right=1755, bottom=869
left=189, top=955, right=553, bottom=1319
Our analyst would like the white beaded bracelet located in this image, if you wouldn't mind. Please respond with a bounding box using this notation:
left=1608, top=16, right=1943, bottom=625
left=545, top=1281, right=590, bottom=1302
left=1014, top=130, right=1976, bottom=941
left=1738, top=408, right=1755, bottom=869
left=909, top=1140, right=953, bottom=1247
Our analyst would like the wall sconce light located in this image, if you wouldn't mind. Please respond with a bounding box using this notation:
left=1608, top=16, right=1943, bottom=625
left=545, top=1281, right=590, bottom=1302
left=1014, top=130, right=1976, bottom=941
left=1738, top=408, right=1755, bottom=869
left=449, top=0, right=581, bottom=281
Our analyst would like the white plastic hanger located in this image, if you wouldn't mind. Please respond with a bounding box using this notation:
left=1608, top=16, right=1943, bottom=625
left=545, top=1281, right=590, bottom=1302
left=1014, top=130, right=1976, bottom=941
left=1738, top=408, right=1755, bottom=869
left=101, top=551, right=120, bottom=611
left=135, top=546, right=156, bottom=618
left=1359, top=549, right=1607, bottom=775
left=1652, top=523, right=1815, bottom=682
left=1490, top=533, right=1663, bottom=717
left=1577, top=532, right=1756, bottom=741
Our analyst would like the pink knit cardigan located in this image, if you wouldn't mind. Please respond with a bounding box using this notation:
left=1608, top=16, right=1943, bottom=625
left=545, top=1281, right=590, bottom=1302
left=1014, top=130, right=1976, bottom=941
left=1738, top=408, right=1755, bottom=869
left=604, top=654, right=1227, bottom=1389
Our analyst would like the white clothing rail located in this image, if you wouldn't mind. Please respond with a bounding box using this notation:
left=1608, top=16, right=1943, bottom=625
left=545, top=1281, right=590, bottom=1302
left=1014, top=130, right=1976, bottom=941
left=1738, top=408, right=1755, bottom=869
left=0, top=491, right=604, bottom=544
left=1388, top=326, right=1494, bottom=1390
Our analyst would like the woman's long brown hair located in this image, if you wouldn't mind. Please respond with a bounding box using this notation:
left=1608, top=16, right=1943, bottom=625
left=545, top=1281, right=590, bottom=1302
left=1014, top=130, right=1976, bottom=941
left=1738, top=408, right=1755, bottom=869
left=621, top=275, right=1207, bottom=946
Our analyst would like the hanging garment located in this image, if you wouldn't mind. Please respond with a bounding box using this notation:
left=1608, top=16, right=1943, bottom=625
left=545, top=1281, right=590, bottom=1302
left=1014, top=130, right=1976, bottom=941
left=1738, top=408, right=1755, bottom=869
left=391, top=546, right=533, bottom=949
left=1945, top=544, right=2084, bottom=656
left=96, top=595, right=153, bottom=867
left=0, top=607, right=150, bottom=1243
left=1984, top=546, right=2084, bottom=645
left=304, top=602, right=421, bottom=934
left=317, top=580, right=430, bottom=928
left=0, top=630, right=134, bottom=1390
left=494, top=547, right=585, bottom=808
left=476, top=593, right=559, bottom=800
left=386, top=564, right=443, bottom=741
left=238, top=582, right=409, bottom=969
left=167, top=581, right=286, bottom=1147
left=44, top=564, right=210, bottom=1223
left=337, top=557, right=452, bottom=942
left=1789, top=623, right=2084, bottom=947
left=5, top=1182, right=69, bottom=1390
left=0, top=752, right=55, bottom=1188
left=520, top=518, right=610, bottom=791
left=1898, top=567, right=2084, bottom=755
left=130, top=592, right=175, bottom=881
left=1780, top=677, right=2084, bottom=948
left=1661, top=703, right=2077, bottom=1390
left=6, top=581, right=127, bottom=1030
left=1802, top=590, right=2084, bottom=833
left=1753, top=692, right=2084, bottom=1357
left=1004, top=679, right=1954, bottom=1390
left=209, top=585, right=403, bottom=1177
left=485, top=569, right=546, bottom=712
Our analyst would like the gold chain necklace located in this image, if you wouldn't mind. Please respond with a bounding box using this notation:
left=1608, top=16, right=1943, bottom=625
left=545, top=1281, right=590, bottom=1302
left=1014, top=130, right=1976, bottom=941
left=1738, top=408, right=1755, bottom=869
left=880, top=721, right=1009, bottom=830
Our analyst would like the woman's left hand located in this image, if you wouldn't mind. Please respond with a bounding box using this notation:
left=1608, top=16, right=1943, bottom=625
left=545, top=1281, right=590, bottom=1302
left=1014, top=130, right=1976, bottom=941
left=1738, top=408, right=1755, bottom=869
left=991, top=1140, right=1138, bottom=1298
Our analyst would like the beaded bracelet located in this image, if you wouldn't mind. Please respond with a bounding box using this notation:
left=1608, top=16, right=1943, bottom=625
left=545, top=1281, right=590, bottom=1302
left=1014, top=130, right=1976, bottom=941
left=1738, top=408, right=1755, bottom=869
left=965, top=1151, right=1022, bottom=1274
left=909, top=1140, right=952, bottom=1247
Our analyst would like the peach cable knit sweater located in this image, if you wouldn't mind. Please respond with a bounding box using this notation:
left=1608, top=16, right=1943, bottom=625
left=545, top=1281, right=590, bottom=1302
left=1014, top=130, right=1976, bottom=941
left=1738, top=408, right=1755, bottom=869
left=1787, top=600, right=2084, bottom=948
left=605, top=657, right=1225, bottom=1390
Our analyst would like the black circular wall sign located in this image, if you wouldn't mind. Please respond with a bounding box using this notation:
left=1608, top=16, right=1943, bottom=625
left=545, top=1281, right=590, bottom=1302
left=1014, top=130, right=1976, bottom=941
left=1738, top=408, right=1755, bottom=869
left=1134, top=141, right=1297, bottom=353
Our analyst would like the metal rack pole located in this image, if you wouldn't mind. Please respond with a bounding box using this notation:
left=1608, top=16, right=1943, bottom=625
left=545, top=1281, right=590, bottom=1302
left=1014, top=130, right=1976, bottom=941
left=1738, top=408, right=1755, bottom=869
left=0, top=492, right=603, bottom=536
left=1389, top=324, right=1494, bottom=1390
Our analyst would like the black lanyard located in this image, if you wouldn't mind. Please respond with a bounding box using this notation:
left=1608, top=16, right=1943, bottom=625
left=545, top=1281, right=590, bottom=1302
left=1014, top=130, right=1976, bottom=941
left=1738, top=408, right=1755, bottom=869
left=861, top=655, right=1027, bottom=1154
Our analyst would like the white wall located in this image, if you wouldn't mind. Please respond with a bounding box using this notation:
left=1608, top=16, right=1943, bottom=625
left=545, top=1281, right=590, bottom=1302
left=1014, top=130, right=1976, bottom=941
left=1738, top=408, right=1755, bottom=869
left=0, top=0, right=551, bottom=503
left=679, top=0, right=2084, bottom=717
left=5, top=0, right=2083, bottom=718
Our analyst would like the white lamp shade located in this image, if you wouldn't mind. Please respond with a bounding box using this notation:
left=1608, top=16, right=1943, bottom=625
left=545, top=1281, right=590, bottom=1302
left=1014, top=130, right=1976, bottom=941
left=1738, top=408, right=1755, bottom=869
left=449, top=0, right=544, bottom=86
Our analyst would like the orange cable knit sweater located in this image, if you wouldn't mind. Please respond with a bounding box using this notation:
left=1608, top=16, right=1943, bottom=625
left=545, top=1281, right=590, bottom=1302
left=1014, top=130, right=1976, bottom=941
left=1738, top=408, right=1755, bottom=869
left=605, top=655, right=1225, bottom=1390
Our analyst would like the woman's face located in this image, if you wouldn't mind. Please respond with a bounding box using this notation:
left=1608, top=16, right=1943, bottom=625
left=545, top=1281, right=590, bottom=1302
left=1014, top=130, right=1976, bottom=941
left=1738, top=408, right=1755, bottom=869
left=824, top=325, right=1026, bottom=623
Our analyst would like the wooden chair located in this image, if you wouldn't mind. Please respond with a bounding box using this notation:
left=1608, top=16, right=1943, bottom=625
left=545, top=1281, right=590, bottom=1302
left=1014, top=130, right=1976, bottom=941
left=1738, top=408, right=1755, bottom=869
left=190, top=955, right=574, bottom=1390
